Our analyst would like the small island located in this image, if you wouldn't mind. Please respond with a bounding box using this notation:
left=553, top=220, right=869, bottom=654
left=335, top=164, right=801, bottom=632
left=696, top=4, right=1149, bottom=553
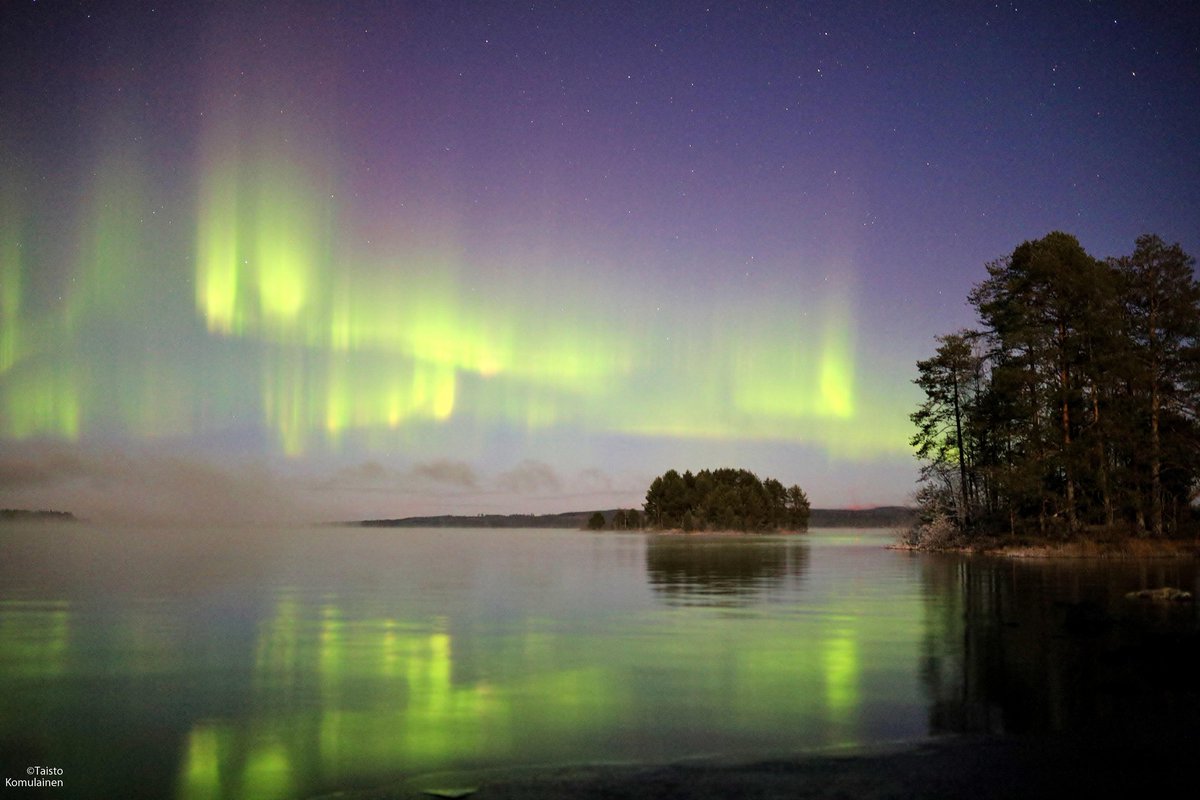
left=359, top=469, right=812, bottom=534
left=904, top=232, right=1200, bottom=556
left=639, top=468, right=810, bottom=533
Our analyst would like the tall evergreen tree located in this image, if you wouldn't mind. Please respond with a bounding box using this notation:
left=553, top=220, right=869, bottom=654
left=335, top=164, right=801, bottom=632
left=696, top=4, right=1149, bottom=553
left=1115, top=235, right=1200, bottom=536
left=911, top=331, right=982, bottom=528
left=969, top=232, right=1105, bottom=534
left=912, top=232, right=1200, bottom=541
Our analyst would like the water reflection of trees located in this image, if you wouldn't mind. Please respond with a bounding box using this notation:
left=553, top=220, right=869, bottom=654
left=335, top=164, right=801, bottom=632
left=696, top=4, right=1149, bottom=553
left=919, top=556, right=1200, bottom=741
left=645, top=537, right=808, bottom=607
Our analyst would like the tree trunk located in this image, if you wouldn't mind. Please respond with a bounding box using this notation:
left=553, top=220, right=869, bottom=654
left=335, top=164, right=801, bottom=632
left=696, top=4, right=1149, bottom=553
left=1151, top=378, right=1163, bottom=536
left=952, top=365, right=970, bottom=529
left=1059, top=326, right=1076, bottom=533
left=1093, top=391, right=1113, bottom=527
left=1149, top=285, right=1164, bottom=538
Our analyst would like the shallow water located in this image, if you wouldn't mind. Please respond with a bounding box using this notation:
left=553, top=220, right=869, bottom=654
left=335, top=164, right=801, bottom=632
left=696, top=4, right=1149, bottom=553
left=0, top=524, right=1195, bottom=799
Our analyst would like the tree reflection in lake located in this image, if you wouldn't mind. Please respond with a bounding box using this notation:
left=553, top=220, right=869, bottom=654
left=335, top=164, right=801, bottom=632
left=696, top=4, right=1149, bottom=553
left=645, top=535, right=809, bottom=607
left=919, top=555, right=1200, bottom=744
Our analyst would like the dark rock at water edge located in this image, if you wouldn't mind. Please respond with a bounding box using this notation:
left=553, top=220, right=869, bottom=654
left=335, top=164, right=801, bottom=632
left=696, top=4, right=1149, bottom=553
left=0, top=509, right=76, bottom=522
left=1124, top=587, right=1194, bottom=602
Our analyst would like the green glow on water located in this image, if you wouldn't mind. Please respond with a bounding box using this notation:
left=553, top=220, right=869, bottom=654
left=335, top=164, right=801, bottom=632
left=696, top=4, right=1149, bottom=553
left=179, top=725, right=296, bottom=800
left=0, top=530, right=944, bottom=800
left=241, top=739, right=295, bottom=800
left=0, top=602, right=71, bottom=679
left=5, top=528, right=1189, bottom=800
left=823, top=631, right=860, bottom=723
left=178, top=725, right=223, bottom=800
left=167, top=589, right=886, bottom=799
left=171, top=590, right=649, bottom=800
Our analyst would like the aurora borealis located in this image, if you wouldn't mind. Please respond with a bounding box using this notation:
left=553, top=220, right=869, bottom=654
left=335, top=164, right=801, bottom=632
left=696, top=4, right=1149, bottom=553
left=2, top=2, right=1198, bottom=519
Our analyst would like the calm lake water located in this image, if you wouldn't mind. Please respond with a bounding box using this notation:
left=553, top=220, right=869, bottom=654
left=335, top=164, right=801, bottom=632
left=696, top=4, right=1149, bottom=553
left=1, top=524, right=1197, bottom=799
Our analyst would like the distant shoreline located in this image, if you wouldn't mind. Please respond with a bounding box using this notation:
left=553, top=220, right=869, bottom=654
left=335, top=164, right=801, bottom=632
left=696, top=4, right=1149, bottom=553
left=0, top=509, right=76, bottom=523
left=358, top=506, right=916, bottom=530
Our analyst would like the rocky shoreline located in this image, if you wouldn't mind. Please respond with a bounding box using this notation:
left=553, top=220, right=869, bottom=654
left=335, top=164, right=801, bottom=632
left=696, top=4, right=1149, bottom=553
left=890, top=534, right=1200, bottom=559
left=310, top=734, right=1193, bottom=799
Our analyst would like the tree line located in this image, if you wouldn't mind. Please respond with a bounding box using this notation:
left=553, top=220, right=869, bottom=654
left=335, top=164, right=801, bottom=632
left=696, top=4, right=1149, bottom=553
left=911, top=232, right=1200, bottom=539
left=586, top=509, right=643, bottom=530
left=642, top=468, right=810, bottom=532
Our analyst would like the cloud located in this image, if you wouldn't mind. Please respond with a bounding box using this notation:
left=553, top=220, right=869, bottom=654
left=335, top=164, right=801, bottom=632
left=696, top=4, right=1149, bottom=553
left=0, top=444, right=91, bottom=489
left=0, top=446, right=642, bottom=524
left=318, top=460, right=395, bottom=491
left=576, top=467, right=614, bottom=493
left=408, top=459, right=479, bottom=489
left=340, top=460, right=388, bottom=483
left=493, top=459, right=562, bottom=494
left=0, top=441, right=314, bottom=526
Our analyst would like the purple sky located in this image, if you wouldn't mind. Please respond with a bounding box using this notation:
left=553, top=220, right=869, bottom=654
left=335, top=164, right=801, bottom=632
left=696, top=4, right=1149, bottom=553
left=1, top=2, right=1198, bottom=523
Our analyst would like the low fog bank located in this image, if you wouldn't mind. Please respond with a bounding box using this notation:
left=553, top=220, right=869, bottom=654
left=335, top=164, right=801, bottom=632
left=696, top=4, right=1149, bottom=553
left=0, top=443, right=648, bottom=526
left=0, top=441, right=315, bottom=526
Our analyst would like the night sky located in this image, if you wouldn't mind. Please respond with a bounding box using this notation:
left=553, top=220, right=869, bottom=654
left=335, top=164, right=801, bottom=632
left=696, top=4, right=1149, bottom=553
left=2, top=1, right=1198, bottom=523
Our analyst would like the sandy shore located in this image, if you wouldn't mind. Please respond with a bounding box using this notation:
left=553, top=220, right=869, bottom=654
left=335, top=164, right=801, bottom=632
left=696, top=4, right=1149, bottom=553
left=311, top=734, right=1190, bottom=799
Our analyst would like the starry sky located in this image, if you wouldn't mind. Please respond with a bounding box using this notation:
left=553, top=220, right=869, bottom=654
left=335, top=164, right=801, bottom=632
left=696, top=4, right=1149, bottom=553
left=1, top=1, right=1198, bottom=523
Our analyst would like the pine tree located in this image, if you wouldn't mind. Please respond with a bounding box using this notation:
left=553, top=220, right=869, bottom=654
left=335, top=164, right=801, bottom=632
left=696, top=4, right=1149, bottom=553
left=1115, top=235, right=1200, bottom=536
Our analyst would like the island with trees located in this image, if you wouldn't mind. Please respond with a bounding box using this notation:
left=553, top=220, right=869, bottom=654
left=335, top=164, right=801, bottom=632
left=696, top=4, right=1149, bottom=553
left=359, top=505, right=903, bottom=530
left=906, top=232, right=1200, bottom=553
left=641, top=468, right=810, bottom=532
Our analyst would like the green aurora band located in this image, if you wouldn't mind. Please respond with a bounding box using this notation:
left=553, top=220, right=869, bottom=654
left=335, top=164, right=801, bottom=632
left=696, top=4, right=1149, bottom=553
left=0, top=133, right=913, bottom=461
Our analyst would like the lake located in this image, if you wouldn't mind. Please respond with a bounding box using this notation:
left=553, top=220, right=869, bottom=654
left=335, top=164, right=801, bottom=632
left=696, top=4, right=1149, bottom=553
left=1, top=524, right=1197, bottom=799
